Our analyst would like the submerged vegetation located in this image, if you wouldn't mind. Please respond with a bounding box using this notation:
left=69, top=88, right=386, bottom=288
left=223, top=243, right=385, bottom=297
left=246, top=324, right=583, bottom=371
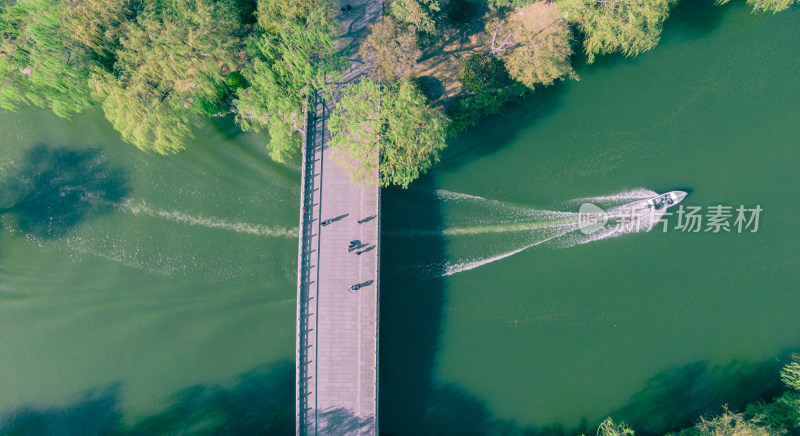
left=600, top=354, right=800, bottom=436
left=0, top=0, right=797, bottom=186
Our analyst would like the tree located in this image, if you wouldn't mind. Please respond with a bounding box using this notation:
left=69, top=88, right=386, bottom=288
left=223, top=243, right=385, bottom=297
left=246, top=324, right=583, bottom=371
left=780, top=354, right=800, bottom=392
left=359, top=17, right=421, bottom=82
left=458, top=53, right=508, bottom=93
left=328, top=78, right=449, bottom=188
left=91, top=0, right=244, bottom=154
left=717, top=0, right=798, bottom=13
left=491, top=1, right=576, bottom=89
left=0, top=0, right=93, bottom=117
left=234, top=0, right=346, bottom=161
left=389, top=0, right=441, bottom=34
left=597, top=418, right=635, bottom=436
left=62, top=0, right=136, bottom=69
left=92, top=73, right=196, bottom=155
left=694, top=406, right=774, bottom=436
left=257, top=0, right=321, bottom=33
left=747, top=394, right=800, bottom=434
left=558, top=0, right=677, bottom=63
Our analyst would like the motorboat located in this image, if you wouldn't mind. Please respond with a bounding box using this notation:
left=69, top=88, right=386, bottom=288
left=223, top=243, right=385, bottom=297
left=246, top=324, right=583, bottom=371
left=646, top=191, right=687, bottom=210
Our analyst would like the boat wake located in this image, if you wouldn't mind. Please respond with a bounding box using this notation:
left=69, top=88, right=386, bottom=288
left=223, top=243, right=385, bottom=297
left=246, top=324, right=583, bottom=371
left=120, top=200, right=298, bottom=238
left=396, top=188, right=679, bottom=278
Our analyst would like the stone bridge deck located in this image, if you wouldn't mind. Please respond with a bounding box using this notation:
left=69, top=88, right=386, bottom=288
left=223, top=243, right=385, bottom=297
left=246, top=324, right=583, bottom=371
left=296, top=1, right=382, bottom=434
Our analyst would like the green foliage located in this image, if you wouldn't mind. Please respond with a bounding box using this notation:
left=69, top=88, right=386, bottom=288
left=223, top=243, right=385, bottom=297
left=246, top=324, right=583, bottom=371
left=597, top=418, right=635, bottom=436
left=695, top=406, right=775, bottom=436
left=0, top=0, right=93, bottom=117
left=389, top=0, right=441, bottom=34
left=500, top=2, right=576, bottom=90
left=226, top=71, right=246, bottom=91
left=63, top=0, right=136, bottom=69
left=447, top=91, right=505, bottom=137
left=627, top=356, right=800, bottom=436
left=780, top=354, right=800, bottom=391
left=92, top=0, right=244, bottom=154
left=359, top=17, right=420, bottom=82
left=559, top=0, right=677, bottom=63
left=329, top=78, right=449, bottom=188
left=92, top=71, right=194, bottom=155
left=746, top=393, right=800, bottom=433
left=192, top=82, right=232, bottom=116
left=328, top=79, right=381, bottom=185
left=235, top=0, right=345, bottom=161
left=257, top=0, right=320, bottom=32
left=717, top=0, right=798, bottom=13
left=232, top=0, right=258, bottom=24
left=458, top=53, right=508, bottom=93
left=446, top=80, right=526, bottom=137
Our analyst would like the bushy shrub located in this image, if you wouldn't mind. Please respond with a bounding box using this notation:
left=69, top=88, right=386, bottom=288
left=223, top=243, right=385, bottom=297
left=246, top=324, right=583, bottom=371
left=458, top=53, right=508, bottom=93
left=746, top=393, right=800, bottom=433
left=226, top=71, right=246, bottom=91
left=446, top=92, right=504, bottom=137
left=446, top=82, right=526, bottom=137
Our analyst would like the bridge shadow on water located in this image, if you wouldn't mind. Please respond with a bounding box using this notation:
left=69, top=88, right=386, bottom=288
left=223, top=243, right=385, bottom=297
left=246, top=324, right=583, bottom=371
left=0, top=144, right=130, bottom=239
left=379, top=174, right=452, bottom=435
left=377, top=175, right=797, bottom=435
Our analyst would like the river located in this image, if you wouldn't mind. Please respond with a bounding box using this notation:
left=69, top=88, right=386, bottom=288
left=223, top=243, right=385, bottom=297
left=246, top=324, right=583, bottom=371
left=1, top=0, right=799, bottom=434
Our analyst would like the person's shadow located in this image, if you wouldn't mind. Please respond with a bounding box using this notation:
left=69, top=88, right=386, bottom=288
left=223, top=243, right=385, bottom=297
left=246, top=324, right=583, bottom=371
left=1, top=144, right=130, bottom=238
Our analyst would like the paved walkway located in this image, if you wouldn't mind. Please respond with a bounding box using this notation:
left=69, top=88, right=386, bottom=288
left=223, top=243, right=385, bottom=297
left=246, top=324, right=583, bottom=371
left=297, top=0, right=382, bottom=434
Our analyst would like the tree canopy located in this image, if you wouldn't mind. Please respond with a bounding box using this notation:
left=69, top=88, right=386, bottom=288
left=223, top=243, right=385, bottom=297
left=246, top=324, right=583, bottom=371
left=1, top=0, right=798, bottom=176
left=234, top=0, right=345, bottom=161
left=491, top=1, right=576, bottom=89
left=90, top=0, right=244, bottom=154
left=458, top=53, right=508, bottom=93
left=558, top=0, right=677, bottom=63
left=359, top=17, right=421, bottom=82
left=0, top=0, right=93, bottom=117
left=62, top=0, right=135, bottom=69
left=328, top=78, right=449, bottom=188
left=389, top=0, right=441, bottom=34
left=717, top=0, right=799, bottom=13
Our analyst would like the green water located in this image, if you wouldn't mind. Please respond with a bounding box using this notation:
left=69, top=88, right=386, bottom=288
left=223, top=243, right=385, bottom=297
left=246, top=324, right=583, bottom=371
left=0, top=111, right=300, bottom=430
left=382, top=1, right=800, bottom=434
left=1, top=1, right=799, bottom=434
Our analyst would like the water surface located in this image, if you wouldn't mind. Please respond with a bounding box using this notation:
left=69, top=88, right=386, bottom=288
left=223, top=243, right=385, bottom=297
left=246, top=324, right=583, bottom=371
left=381, top=1, right=800, bottom=434
left=0, top=110, right=299, bottom=430
left=0, top=1, right=799, bottom=434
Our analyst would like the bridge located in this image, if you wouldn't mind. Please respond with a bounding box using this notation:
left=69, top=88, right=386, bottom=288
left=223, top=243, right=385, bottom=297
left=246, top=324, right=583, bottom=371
left=296, top=1, right=382, bottom=434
